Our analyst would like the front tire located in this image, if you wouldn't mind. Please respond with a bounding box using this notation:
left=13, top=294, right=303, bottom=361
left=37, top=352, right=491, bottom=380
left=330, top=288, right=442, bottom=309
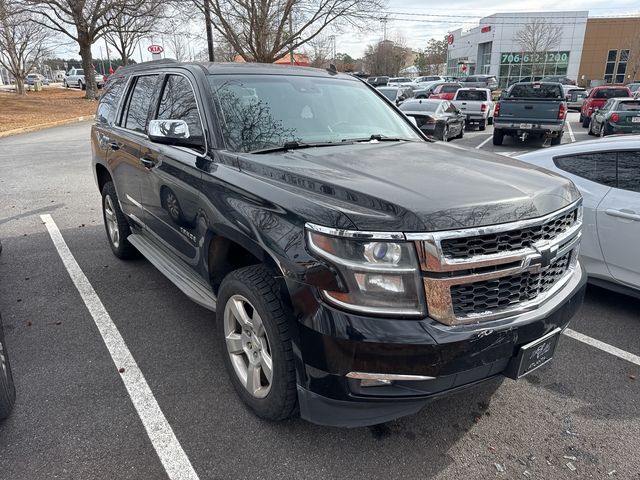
left=217, top=265, right=297, bottom=422
left=101, top=182, right=138, bottom=259
left=0, top=316, right=16, bottom=420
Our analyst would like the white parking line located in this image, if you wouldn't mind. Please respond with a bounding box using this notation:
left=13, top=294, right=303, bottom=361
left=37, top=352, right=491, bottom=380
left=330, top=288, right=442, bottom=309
left=41, top=214, right=200, bottom=480
left=566, top=120, right=576, bottom=143
left=475, top=135, right=493, bottom=149
left=564, top=328, right=640, bottom=367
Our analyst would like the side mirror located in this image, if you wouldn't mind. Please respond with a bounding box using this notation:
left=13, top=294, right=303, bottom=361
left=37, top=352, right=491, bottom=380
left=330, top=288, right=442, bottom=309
left=148, top=119, right=201, bottom=148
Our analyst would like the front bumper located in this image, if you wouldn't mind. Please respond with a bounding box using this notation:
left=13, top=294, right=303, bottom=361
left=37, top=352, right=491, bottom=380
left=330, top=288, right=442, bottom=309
left=293, top=264, right=586, bottom=427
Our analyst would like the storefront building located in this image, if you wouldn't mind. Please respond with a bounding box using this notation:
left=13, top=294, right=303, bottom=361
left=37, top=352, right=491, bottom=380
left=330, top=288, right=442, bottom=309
left=447, top=11, right=589, bottom=87
left=578, top=17, right=640, bottom=87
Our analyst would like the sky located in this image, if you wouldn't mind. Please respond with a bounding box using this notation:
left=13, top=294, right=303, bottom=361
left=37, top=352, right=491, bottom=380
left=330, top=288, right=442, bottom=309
left=49, top=0, right=640, bottom=64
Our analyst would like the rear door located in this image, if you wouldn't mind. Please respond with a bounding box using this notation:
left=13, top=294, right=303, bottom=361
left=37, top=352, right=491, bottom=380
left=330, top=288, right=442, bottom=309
left=108, top=74, right=160, bottom=221
left=137, top=73, right=206, bottom=263
left=597, top=150, right=640, bottom=288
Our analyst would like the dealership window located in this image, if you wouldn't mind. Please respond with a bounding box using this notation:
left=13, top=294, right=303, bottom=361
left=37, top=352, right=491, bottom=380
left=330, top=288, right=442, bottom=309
left=498, top=51, right=570, bottom=87
left=616, top=50, right=629, bottom=84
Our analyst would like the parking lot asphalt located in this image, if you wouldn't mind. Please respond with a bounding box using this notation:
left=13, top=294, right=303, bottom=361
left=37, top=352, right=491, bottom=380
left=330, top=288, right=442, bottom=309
left=0, top=121, right=639, bottom=480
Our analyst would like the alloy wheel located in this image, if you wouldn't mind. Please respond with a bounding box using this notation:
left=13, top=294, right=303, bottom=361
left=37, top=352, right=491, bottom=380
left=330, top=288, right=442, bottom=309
left=104, top=195, right=120, bottom=248
left=223, top=294, right=273, bottom=398
left=166, top=192, right=181, bottom=223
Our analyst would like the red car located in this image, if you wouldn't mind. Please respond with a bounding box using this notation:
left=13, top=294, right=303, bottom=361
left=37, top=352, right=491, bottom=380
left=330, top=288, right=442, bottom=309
left=429, top=83, right=463, bottom=101
left=580, top=86, right=631, bottom=127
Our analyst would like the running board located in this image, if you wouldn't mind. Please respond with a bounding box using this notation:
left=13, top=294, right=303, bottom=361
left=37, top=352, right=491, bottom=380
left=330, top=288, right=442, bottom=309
left=127, top=233, right=217, bottom=311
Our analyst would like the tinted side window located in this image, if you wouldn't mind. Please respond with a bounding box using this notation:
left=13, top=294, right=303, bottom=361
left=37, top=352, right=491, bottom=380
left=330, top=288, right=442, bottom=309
left=156, top=75, right=204, bottom=142
left=617, top=151, right=640, bottom=193
left=96, top=77, right=126, bottom=125
left=554, top=153, right=617, bottom=187
left=124, top=75, right=158, bottom=133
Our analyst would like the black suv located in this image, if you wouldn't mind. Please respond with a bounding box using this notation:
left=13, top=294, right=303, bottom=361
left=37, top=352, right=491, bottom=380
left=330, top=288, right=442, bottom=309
left=92, top=60, right=586, bottom=427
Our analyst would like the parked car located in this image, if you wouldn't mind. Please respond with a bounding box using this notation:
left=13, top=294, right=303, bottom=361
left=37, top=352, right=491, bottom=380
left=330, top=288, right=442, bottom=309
left=518, top=136, right=640, bottom=296
left=509, top=76, right=544, bottom=86
left=399, top=99, right=465, bottom=141
left=541, top=76, right=576, bottom=85
left=64, top=67, right=105, bottom=90
left=377, top=86, right=414, bottom=105
left=25, top=73, right=49, bottom=86
left=458, top=75, right=499, bottom=91
left=366, top=76, right=389, bottom=87
left=92, top=60, right=585, bottom=427
left=625, top=82, right=640, bottom=94
left=493, top=82, right=567, bottom=146
left=580, top=85, right=631, bottom=127
left=387, top=77, right=413, bottom=87
left=565, top=87, right=587, bottom=111
left=587, top=98, right=640, bottom=137
left=0, top=241, right=17, bottom=421
left=451, top=87, right=494, bottom=130
left=429, top=83, right=463, bottom=100
left=413, top=75, right=445, bottom=84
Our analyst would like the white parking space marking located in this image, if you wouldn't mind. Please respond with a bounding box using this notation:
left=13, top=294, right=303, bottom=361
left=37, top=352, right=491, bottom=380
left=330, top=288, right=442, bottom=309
left=41, top=214, right=200, bottom=480
left=564, top=328, right=640, bottom=367
left=566, top=120, right=576, bottom=143
left=475, top=135, right=493, bottom=149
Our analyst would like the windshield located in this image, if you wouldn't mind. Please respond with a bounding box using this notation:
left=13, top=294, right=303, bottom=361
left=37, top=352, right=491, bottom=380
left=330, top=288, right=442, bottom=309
left=619, top=101, right=640, bottom=111
left=509, top=84, right=562, bottom=98
left=399, top=101, right=438, bottom=112
left=595, top=88, right=630, bottom=99
left=456, top=90, right=487, bottom=101
left=209, top=75, right=421, bottom=153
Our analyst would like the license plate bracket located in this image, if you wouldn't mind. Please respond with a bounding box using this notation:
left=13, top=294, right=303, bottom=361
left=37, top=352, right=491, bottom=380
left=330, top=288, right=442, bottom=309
left=505, top=328, right=562, bottom=379
left=519, top=123, right=533, bottom=129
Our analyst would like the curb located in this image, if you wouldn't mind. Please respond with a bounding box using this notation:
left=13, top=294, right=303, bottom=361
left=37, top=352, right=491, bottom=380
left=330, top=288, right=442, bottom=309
left=0, top=115, right=94, bottom=138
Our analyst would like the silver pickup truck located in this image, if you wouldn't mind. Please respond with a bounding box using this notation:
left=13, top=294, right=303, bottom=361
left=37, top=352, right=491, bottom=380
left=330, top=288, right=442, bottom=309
left=493, top=82, right=567, bottom=146
left=63, top=67, right=104, bottom=90
left=451, top=88, right=494, bottom=130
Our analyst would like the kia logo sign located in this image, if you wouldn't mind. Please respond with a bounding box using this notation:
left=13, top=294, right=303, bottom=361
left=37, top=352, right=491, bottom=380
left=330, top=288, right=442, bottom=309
left=481, top=25, right=491, bottom=33
left=447, top=34, right=454, bottom=45
left=147, top=45, right=164, bottom=54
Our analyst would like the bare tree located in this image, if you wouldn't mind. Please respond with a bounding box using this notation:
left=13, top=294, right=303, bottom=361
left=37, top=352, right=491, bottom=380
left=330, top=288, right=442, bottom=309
left=515, top=19, right=563, bottom=77
left=304, top=36, right=333, bottom=68
left=628, top=33, right=640, bottom=83
left=0, top=0, right=53, bottom=95
left=105, top=1, right=162, bottom=66
left=363, top=37, right=410, bottom=76
left=27, top=0, right=145, bottom=99
left=189, top=0, right=384, bottom=64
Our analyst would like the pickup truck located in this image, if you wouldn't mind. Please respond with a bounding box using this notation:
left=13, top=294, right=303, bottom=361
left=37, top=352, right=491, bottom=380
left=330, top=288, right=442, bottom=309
left=451, top=87, right=494, bottom=130
left=493, top=82, right=567, bottom=146
left=579, top=85, right=632, bottom=127
left=63, top=67, right=104, bottom=90
left=457, top=75, right=499, bottom=91
left=92, top=61, right=586, bottom=427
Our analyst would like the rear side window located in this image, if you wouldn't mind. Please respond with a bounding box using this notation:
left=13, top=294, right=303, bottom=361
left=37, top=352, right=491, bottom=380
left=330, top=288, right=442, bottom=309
left=554, top=153, right=617, bottom=187
left=156, top=75, right=204, bottom=143
left=96, top=78, right=126, bottom=125
left=619, top=101, right=640, bottom=111
left=509, top=84, right=563, bottom=98
left=441, top=85, right=460, bottom=93
left=616, top=151, right=640, bottom=193
left=456, top=90, right=487, bottom=101
left=123, top=75, right=158, bottom=133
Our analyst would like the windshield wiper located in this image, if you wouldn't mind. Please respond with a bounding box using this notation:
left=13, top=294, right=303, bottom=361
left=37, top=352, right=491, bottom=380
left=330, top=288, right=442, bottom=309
left=250, top=140, right=343, bottom=154
left=342, top=134, right=415, bottom=143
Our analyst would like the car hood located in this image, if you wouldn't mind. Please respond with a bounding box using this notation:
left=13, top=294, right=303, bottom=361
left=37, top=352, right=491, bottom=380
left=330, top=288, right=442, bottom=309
left=236, top=141, right=580, bottom=232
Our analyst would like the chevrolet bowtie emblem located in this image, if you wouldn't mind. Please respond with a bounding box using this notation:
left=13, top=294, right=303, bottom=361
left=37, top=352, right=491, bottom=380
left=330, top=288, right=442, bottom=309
left=535, top=244, right=559, bottom=268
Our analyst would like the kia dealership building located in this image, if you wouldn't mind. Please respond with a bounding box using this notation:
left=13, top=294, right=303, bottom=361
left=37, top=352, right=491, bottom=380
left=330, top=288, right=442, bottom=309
left=446, top=11, right=589, bottom=87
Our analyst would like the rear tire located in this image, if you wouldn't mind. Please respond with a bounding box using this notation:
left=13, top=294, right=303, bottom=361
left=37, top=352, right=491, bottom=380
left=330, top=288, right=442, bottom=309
left=488, top=116, right=493, bottom=126
left=492, top=129, right=504, bottom=145
left=551, top=133, right=562, bottom=146
left=588, top=120, right=596, bottom=136
left=440, top=125, right=449, bottom=141
left=101, top=182, right=138, bottom=259
left=0, top=315, right=16, bottom=420
left=479, top=119, right=486, bottom=131
left=217, top=265, right=297, bottom=422
left=79, top=80, right=85, bottom=90
left=582, top=115, right=590, bottom=128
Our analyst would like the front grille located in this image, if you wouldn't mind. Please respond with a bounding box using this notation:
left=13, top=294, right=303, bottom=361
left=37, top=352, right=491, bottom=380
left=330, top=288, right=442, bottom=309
left=440, top=208, right=578, bottom=259
left=450, top=252, right=572, bottom=317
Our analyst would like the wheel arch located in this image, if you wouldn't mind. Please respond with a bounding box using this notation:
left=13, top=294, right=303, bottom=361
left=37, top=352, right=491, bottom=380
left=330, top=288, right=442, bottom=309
left=95, top=163, right=112, bottom=193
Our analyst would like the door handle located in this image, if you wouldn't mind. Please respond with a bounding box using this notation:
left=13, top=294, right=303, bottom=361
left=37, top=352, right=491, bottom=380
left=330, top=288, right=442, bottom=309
left=605, top=208, right=640, bottom=222
left=108, top=142, right=120, bottom=151
left=139, top=156, right=155, bottom=168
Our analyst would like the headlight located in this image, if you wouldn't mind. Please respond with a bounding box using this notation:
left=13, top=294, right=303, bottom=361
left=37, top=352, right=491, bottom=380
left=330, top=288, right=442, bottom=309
left=305, top=225, right=425, bottom=316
